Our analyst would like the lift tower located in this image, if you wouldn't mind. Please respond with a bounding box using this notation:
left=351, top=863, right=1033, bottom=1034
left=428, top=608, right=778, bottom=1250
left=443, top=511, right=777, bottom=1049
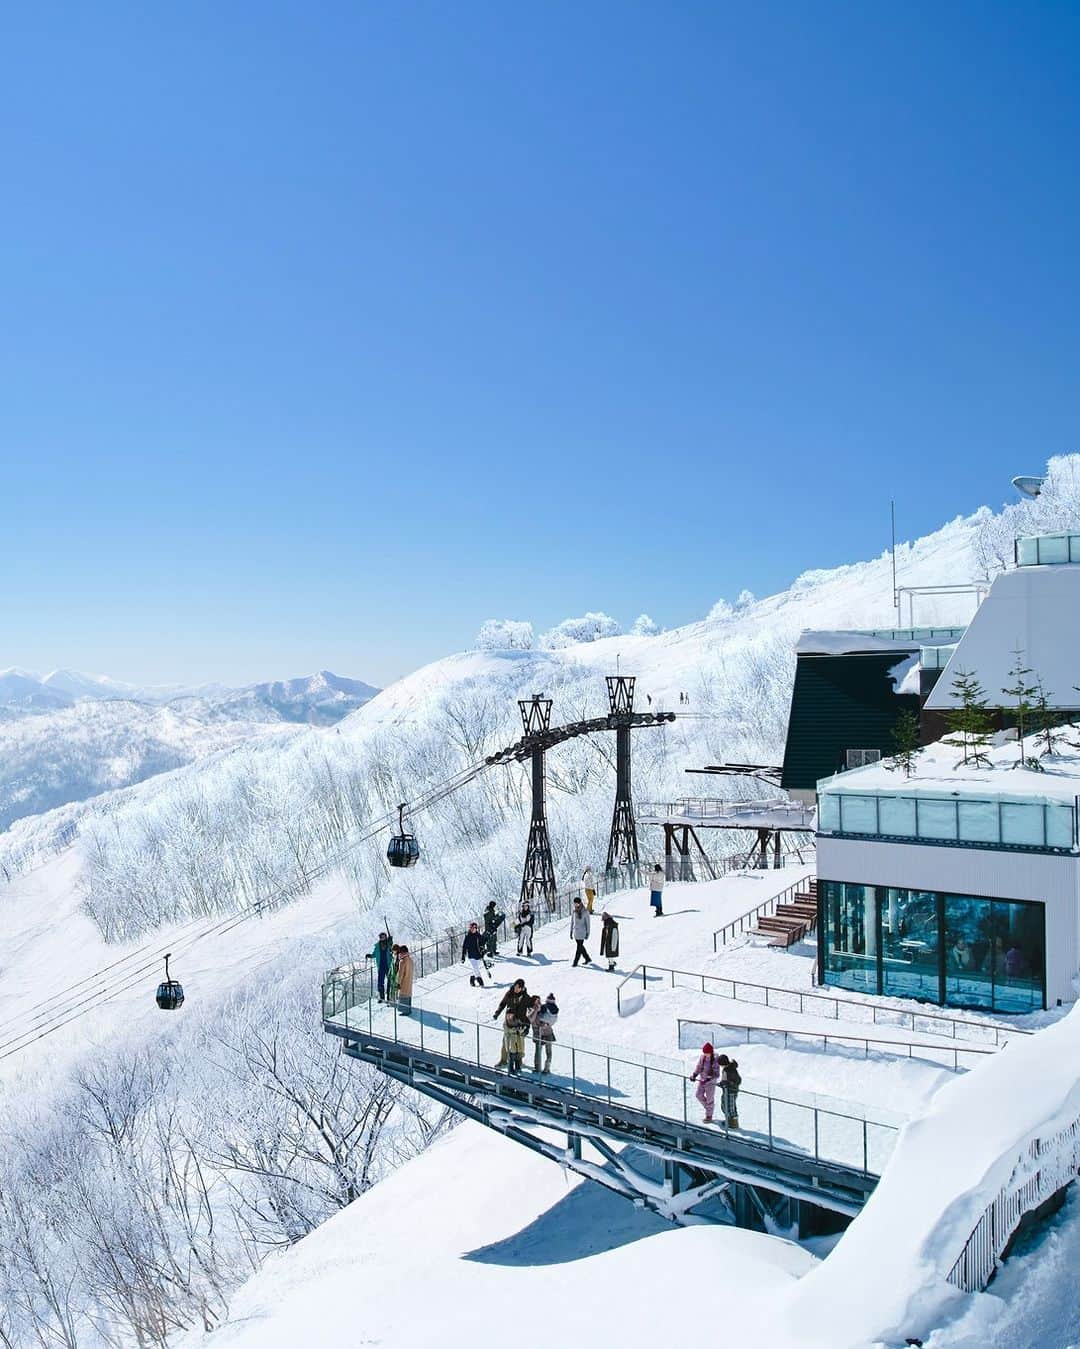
left=518, top=695, right=557, bottom=909
left=604, top=675, right=640, bottom=877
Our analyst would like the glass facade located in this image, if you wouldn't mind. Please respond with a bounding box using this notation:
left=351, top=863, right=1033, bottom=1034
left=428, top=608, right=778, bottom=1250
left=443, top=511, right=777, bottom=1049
left=820, top=882, right=1045, bottom=1013
left=1015, top=531, right=1080, bottom=566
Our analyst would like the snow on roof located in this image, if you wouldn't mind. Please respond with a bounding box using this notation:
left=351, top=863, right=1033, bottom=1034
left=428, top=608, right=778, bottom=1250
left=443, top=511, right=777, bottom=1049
left=796, top=628, right=964, bottom=657
left=924, top=563, right=1080, bottom=711
left=819, top=732, right=1080, bottom=805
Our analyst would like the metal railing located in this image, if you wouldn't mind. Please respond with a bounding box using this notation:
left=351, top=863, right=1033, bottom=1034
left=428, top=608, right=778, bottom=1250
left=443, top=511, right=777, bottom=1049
left=615, top=961, right=1029, bottom=1047
left=1015, top=530, right=1080, bottom=567
left=947, top=1110, right=1080, bottom=1292
left=324, top=863, right=685, bottom=1021
left=712, top=870, right=816, bottom=950
left=325, top=991, right=901, bottom=1178
left=677, top=1018, right=996, bottom=1073
left=638, top=797, right=813, bottom=823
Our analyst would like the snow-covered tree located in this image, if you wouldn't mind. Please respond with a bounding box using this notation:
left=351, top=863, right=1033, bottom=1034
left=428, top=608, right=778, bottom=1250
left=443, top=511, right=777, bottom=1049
left=629, top=613, right=659, bottom=636
left=735, top=589, right=756, bottom=609
left=707, top=598, right=734, bottom=622
left=474, top=618, right=534, bottom=651
left=539, top=612, right=620, bottom=648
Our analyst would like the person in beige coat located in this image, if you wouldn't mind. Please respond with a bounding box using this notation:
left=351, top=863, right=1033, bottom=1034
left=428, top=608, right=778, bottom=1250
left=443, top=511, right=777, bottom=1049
left=396, top=946, right=415, bottom=1016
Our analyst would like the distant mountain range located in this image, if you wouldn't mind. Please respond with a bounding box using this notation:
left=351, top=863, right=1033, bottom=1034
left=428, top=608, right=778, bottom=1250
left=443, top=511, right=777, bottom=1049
left=0, top=668, right=380, bottom=726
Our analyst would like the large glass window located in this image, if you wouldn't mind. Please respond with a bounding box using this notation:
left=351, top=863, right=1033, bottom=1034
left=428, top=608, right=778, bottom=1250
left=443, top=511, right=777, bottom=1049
left=818, top=883, right=1046, bottom=1012
left=822, top=881, right=878, bottom=994
left=880, top=888, right=940, bottom=1002
left=943, top=894, right=995, bottom=1010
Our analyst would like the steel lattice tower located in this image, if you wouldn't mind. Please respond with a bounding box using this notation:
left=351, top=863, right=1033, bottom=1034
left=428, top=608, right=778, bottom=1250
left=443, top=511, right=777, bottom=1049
left=604, top=675, right=640, bottom=874
left=519, top=695, right=558, bottom=910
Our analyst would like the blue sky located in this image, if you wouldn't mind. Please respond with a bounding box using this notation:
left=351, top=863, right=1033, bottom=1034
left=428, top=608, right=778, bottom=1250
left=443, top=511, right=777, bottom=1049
left=3, top=2, right=1078, bottom=687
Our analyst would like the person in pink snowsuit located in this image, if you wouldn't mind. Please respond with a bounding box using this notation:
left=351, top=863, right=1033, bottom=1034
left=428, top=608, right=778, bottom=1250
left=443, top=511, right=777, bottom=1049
left=689, top=1042, right=721, bottom=1122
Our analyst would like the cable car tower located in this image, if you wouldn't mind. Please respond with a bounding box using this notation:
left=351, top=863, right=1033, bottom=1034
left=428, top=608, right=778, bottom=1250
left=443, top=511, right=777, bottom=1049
left=485, top=677, right=675, bottom=910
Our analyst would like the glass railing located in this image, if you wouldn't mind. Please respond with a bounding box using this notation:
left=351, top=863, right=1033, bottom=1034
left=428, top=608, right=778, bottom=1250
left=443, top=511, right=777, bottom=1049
left=857, top=626, right=967, bottom=642
left=324, top=991, right=900, bottom=1177
left=919, top=644, right=958, bottom=671
left=818, top=787, right=1078, bottom=852
left=1015, top=531, right=1080, bottom=566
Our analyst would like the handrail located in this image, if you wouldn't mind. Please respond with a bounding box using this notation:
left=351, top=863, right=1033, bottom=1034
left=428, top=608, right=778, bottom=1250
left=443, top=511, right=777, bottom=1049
left=325, top=992, right=901, bottom=1178
left=712, top=869, right=816, bottom=950
left=676, top=1017, right=997, bottom=1073
left=946, top=1109, right=1080, bottom=1292
left=616, top=961, right=1030, bottom=1047
left=324, top=864, right=699, bottom=1020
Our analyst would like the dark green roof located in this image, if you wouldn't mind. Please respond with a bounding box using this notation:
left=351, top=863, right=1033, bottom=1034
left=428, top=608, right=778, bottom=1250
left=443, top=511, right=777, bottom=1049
left=780, top=651, right=920, bottom=792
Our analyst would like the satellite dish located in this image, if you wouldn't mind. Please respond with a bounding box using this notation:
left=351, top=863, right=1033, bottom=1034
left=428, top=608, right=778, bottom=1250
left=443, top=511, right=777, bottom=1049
left=1012, top=475, right=1044, bottom=499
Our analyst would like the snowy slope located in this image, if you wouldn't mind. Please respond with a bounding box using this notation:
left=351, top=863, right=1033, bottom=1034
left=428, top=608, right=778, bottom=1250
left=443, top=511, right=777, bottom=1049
left=0, top=470, right=1076, bottom=1347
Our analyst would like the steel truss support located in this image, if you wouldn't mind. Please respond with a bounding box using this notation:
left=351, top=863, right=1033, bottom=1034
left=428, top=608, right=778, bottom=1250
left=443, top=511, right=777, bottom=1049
left=605, top=676, right=640, bottom=879
left=519, top=695, right=557, bottom=911
left=662, top=823, right=717, bottom=882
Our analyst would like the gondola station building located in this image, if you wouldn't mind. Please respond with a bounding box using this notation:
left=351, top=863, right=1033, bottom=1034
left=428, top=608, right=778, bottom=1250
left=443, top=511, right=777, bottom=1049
left=809, top=531, right=1080, bottom=1016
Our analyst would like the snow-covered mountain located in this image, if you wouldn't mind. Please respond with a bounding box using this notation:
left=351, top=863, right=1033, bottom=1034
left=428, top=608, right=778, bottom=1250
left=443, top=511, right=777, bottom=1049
left=0, top=667, right=378, bottom=722
left=0, top=460, right=1077, bottom=1348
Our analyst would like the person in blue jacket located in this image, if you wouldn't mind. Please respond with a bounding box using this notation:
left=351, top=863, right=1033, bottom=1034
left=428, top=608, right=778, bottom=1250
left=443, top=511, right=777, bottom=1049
left=367, top=931, right=393, bottom=1001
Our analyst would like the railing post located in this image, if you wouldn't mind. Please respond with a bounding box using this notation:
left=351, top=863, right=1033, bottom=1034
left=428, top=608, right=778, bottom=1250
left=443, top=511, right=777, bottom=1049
left=767, top=1096, right=773, bottom=1150
left=863, top=1121, right=869, bottom=1174
left=571, top=1047, right=577, bottom=1095
left=813, top=1108, right=819, bottom=1160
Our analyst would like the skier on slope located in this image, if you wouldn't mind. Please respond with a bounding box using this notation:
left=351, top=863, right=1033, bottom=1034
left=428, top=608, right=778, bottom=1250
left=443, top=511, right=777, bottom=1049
left=689, top=1042, right=721, bottom=1123
left=461, top=922, right=487, bottom=987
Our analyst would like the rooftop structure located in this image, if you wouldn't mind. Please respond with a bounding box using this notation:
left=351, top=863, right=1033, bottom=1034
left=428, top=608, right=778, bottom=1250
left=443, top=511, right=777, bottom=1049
left=925, top=536, right=1080, bottom=712
left=816, top=736, right=1080, bottom=1014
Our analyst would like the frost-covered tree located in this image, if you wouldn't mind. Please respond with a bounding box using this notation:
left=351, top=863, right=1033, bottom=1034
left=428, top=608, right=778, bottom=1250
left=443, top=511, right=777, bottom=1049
left=539, top=611, right=620, bottom=648
left=629, top=613, right=659, bottom=636
left=707, top=598, right=734, bottom=622
left=474, top=618, right=534, bottom=650
left=735, top=589, right=756, bottom=609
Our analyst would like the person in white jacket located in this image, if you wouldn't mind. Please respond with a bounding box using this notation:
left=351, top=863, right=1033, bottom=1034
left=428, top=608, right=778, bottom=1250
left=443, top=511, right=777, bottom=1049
left=582, top=864, right=597, bottom=913
left=649, top=863, right=665, bottom=917
left=570, top=899, right=593, bottom=966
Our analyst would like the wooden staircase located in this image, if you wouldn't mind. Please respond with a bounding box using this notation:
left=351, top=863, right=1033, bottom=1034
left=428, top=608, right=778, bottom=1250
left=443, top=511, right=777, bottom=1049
left=753, top=878, right=818, bottom=947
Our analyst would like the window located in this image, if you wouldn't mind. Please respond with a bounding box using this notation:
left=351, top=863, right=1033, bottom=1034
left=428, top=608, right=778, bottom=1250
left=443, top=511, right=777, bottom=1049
left=845, top=748, right=882, bottom=769
left=818, top=883, right=1046, bottom=1012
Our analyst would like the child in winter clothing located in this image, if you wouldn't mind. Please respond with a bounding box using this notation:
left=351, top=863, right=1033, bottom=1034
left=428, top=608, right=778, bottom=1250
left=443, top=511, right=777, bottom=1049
left=718, top=1054, right=741, bottom=1128
left=527, top=993, right=558, bottom=1072
left=689, top=1042, right=721, bottom=1122
left=599, top=912, right=619, bottom=971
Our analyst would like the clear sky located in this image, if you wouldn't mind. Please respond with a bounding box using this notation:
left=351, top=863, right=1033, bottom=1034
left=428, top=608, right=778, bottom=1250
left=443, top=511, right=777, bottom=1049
left=3, top=2, right=1078, bottom=688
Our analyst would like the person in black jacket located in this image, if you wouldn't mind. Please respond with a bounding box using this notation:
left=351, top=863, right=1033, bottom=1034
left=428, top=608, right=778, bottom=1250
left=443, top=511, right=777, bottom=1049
left=718, top=1054, right=741, bottom=1128
left=482, top=901, right=506, bottom=960
left=493, top=979, right=531, bottom=1073
left=599, top=912, right=620, bottom=971
left=461, top=922, right=486, bottom=987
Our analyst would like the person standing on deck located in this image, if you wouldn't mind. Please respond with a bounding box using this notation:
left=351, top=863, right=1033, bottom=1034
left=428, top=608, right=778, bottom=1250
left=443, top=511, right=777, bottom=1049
left=649, top=863, right=665, bottom=917
left=483, top=901, right=506, bottom=960
left=599, top=912, right=620, bottom=971
left=528, top=992, right=558, bottom=1073
left=570, top=899, right=593, bottom=966
left=689, top=1042, right=721, bottom=1123
left=516, top=899, right=535, bottom=956
left=461, top=923, right=487, bottom=987
left=493, top=979, right=531, bottom=1073
left=367, top=932, right=394, bottom=1001
left=386, top=945, right=401, bottom=1003
left=396, top=946, right=415, bottom=1016
left=719, top=1054, right=741, bottom=1128
left=582, top=865, right=597, bottom=913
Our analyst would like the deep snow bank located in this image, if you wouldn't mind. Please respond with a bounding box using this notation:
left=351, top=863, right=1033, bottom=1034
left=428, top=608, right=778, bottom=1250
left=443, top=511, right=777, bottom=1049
left=787, top=1004, right=1080, bottom=1347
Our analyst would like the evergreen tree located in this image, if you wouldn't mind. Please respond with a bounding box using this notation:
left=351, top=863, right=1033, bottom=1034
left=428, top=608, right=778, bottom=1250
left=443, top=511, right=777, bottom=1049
left=1002, top=645, right=1037, bottom=766
left=944, top=668, right=994, bottom=768
left=888, top=708, right=923, bottom=778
